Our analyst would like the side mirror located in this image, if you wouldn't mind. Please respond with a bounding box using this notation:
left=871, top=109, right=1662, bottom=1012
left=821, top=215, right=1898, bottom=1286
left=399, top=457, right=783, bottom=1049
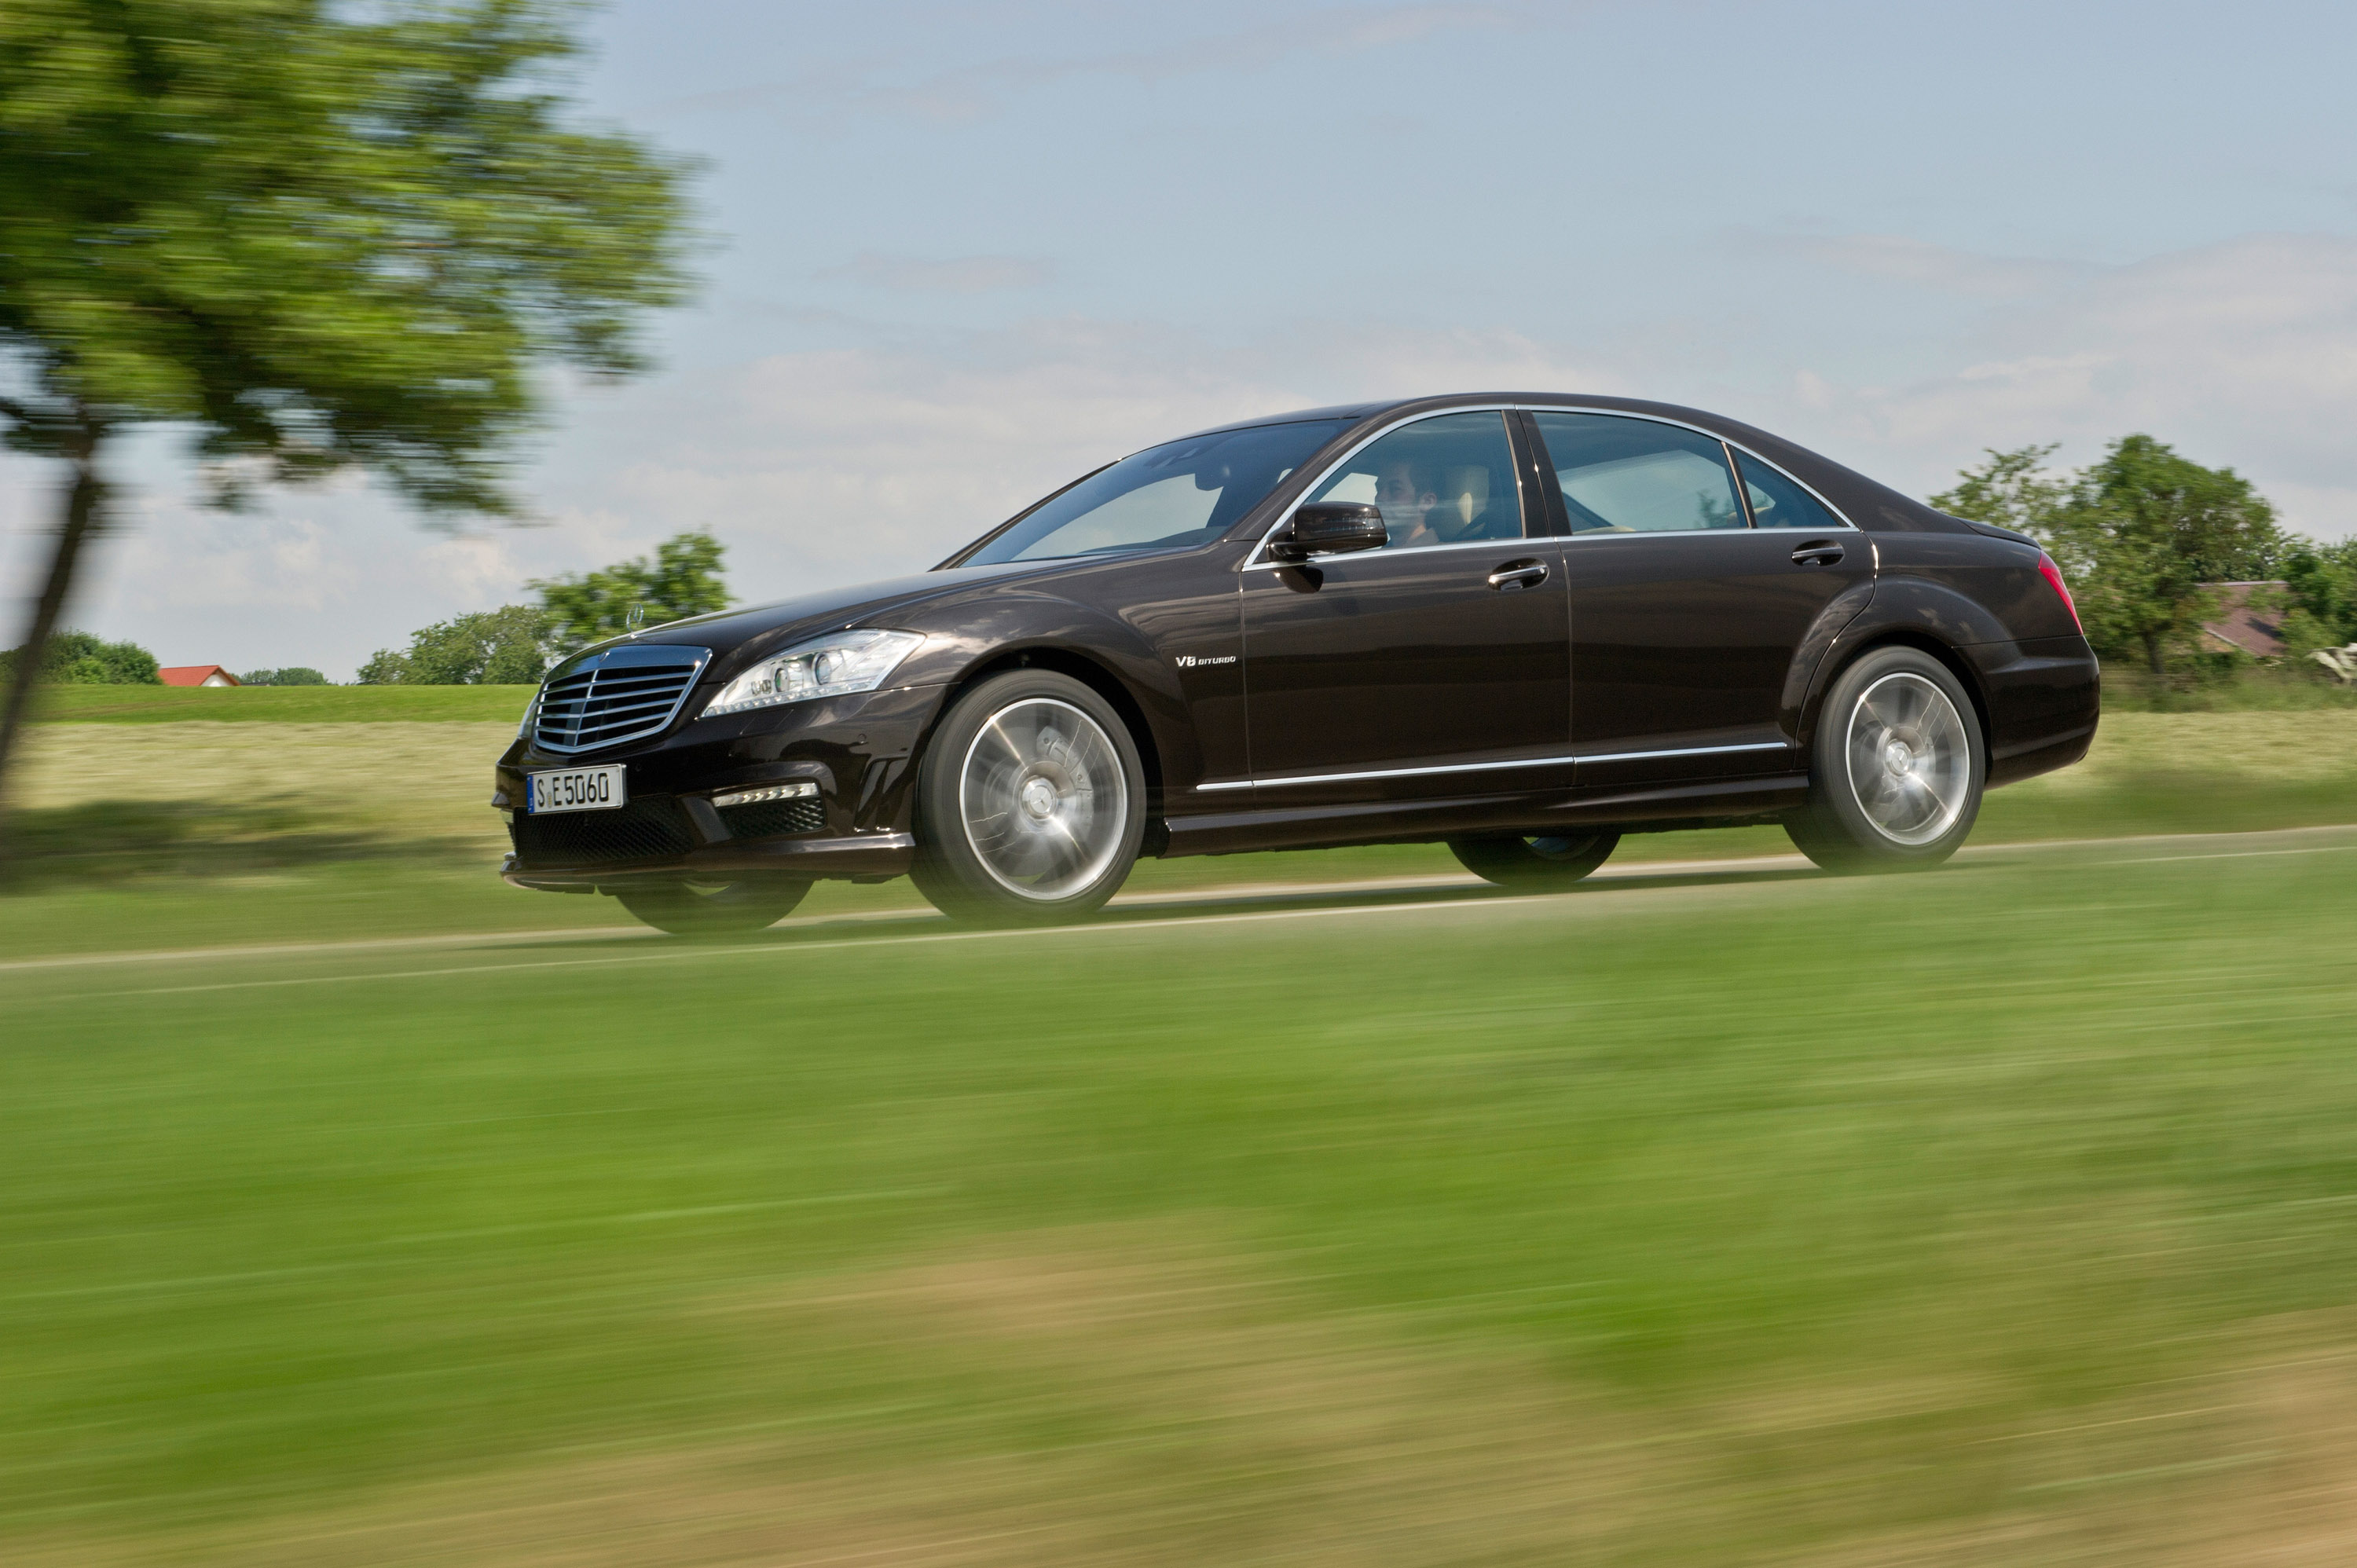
left=1271, top=502, right=1386, bottom=563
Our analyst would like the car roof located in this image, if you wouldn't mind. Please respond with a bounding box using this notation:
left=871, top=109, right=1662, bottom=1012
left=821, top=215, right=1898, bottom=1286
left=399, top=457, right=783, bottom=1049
left=1179, top=391, right=1968, bottom=537
left=1168, top=401, right=1392, bottom=439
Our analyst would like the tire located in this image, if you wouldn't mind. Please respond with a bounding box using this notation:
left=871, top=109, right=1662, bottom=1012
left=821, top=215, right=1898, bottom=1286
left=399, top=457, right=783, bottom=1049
left=1785, top=646, right=1985, bottom=874
left=1449, top=830, right=1620, bottom=888
left=911, top=669, right=1148, bottom=924
left=614, top=878, right=810, bottom=936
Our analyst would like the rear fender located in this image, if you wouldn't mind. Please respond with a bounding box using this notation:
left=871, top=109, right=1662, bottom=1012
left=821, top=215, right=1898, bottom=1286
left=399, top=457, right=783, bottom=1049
left=1796, top=581, right=2007, bottom=758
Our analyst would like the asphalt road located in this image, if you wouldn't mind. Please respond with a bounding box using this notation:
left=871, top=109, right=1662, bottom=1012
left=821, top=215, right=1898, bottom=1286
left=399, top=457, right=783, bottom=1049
left=8, top=825, right=2355, bottom=1001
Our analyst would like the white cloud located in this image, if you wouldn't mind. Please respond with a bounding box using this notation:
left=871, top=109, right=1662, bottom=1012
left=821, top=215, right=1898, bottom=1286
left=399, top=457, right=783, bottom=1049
left=1784, top=234, right=2094, bottom=300
left=1771, top=233, right=2357, bottom=539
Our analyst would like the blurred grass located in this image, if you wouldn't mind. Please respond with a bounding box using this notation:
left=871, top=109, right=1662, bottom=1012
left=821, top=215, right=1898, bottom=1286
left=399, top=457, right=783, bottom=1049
left=29, top=683, right=535, bottom=724
left=4, top=709, right=2356, bottom=958
left=7, top=847, right=2357, bottom=1562
left=2099, top=661, right=2357, bottom=712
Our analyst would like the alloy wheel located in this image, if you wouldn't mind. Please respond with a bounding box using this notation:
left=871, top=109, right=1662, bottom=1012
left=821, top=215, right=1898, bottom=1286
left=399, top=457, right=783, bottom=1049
left=1842, top=672, right=1971, bottom=846
left=956, top=697, right=1131, bottom=900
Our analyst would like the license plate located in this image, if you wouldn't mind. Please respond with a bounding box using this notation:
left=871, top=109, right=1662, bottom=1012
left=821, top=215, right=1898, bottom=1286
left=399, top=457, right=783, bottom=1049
left=526, top=765, right=626, bottom=815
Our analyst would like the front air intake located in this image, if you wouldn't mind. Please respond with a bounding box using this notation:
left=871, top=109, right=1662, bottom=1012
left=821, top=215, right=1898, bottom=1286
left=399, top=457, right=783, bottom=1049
left=531, top=644, right=712, bottom=754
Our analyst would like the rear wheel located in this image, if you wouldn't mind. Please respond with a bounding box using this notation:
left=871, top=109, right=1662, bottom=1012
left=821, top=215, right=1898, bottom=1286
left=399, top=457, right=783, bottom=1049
left=1786, top=647, right=1985, bottom=874
left=613, top=878, right=810, bottom=936
left=1448, top=830, right=1620, bottom=888
left=911, top=670, right=1147, bottom=924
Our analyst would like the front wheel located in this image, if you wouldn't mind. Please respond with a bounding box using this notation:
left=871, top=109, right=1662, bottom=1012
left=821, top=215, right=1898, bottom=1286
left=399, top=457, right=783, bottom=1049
left=1449, top=831, right=1620, bottom=888
left=613, top=878, right=810, bottom=936
left=911, top=670, right=1148, bottom=924
left=1786, top=647, right=1985, bottom=874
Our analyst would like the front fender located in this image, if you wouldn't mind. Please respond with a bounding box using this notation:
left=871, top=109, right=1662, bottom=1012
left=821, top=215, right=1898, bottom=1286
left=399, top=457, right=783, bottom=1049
left=893, top=588, right=1206, bottom=791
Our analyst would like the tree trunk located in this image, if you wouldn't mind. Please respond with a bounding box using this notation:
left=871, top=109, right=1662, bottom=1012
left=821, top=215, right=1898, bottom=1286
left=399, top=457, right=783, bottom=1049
left=2142, top=630, right=2166, bottom=676
left=0, top=434, right=108, bottom=865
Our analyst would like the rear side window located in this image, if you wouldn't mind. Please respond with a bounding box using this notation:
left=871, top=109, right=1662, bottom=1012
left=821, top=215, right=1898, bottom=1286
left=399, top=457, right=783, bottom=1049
left=1303, top=410, right=1527, bottom=550
left=1733, top=449, right=1848, bottom=530
left=1527, top=412, right=1744, bottom=535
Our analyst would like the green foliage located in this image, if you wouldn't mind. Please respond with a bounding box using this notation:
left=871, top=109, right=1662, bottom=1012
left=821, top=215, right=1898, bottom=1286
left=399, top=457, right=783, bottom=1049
left=239, top=667, right=328, bottom=687
left=2280, top=539, right=2357, bottom=651
left=1934, top=436, right=2290, bottom=676
left=357, top=603, right=554, bottom=685
left=1924, top=442, right=2072, bottom=538
left=0, top=0, right=697, bottom=504
left=0, top=630, right=161, bottom=684
left=533, top=529, right=730, bottom=650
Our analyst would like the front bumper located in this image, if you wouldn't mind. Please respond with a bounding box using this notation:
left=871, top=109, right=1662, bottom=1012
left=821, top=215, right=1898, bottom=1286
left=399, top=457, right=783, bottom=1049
left=495, top=681, right=945, bottom=887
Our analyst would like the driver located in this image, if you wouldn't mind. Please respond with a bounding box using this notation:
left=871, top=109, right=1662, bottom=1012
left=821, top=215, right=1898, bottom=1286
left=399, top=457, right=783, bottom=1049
left=1374, top=459, right=1443, bottom=549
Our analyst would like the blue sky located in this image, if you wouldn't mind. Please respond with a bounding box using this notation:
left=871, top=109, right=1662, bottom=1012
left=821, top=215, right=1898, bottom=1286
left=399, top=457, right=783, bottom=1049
left=9, top=0, right=2357, bottom=676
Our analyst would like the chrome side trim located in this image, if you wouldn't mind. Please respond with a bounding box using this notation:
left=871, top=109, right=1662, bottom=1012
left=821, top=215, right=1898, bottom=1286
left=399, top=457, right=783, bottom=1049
left=1193, top=740, right=1788, bottom=792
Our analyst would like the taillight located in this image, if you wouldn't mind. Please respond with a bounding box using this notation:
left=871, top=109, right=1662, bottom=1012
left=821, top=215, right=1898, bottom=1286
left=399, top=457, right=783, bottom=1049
left=2037, top=553, right=2082, bottom=634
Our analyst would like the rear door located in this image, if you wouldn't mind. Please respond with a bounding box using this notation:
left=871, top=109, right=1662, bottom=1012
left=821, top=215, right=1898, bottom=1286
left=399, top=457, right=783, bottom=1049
left=1524, top=411, right=1873, bottom=792
left=1237, top=409, right=1570, bottom=802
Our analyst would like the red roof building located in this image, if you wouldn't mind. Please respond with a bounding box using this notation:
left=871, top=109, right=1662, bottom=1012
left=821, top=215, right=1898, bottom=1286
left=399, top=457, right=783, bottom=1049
left=158, top=665, right=240, bottom=687
left=2200, top=583, right=2290, bottom=659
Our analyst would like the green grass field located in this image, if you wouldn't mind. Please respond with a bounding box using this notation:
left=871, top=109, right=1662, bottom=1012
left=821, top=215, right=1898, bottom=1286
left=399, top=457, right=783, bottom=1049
left=7, top=839, right=2357, bottom=1563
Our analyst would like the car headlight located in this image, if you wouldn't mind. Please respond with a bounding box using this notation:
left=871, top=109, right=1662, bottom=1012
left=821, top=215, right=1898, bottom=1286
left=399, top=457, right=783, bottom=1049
left=704, top=629, right=926, bottom=716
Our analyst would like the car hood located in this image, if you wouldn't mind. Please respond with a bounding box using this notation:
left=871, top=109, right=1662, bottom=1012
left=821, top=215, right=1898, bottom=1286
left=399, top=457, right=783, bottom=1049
left=574, top=560, right=1045, bottom=678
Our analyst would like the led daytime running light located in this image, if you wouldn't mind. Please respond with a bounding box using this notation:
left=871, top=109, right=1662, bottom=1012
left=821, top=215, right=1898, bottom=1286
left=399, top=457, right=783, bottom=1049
left=712, top=782, right=818, bottom=808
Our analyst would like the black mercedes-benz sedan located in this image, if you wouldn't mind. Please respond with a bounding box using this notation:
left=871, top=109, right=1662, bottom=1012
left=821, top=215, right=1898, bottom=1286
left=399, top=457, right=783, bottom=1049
left=495, top=394, right=2099, bottom=932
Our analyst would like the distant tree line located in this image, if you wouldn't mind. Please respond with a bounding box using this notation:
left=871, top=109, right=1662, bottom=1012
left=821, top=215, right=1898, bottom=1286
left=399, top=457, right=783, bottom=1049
left=1933, top=435, right=2357, bottom=677
left=0, top=631, right=160, bottom=685
left=0, top=531, right=729, bottom=691
left=355, top=530, right=729, bottom=685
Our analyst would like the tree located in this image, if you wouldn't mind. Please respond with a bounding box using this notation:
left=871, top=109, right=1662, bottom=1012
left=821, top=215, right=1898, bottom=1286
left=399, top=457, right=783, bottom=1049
left=1934, top=437, right=2288, bottom=676
left=533, top=529, right=729, bottom=650
left=0, top=631, right=161, bottom=685
left=357, top=605, right=553, bottom=685
left=240, top=667, right=328, bottom=686
left=2280, top=539, right=2357, bottom=654
left=1926, top=444, right=2072, bottom=540
left=0, top=0, right=693, bottom=841
left=2073, top=436, right=2286, bottom=675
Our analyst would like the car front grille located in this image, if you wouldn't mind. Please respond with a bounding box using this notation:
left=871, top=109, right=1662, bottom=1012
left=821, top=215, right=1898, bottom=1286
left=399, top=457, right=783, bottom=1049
left=718, top=796, right=825, bottom=840
left=531, top=644, right=711, bottom=754
left=510, top=797, right=696, bottom=866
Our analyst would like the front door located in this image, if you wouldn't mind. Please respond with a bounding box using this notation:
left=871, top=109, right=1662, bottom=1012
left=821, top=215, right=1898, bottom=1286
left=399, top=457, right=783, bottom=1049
left=1523, top=411, right=1875, bottom=790
left=1240, top=409, right=1571, bottom=800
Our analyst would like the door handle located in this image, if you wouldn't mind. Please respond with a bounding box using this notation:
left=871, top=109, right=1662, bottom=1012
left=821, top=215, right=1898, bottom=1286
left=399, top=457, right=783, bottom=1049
left=1487, top=559, right=1549, bottom=591
left=1790, top=540, right=1845, bottom=567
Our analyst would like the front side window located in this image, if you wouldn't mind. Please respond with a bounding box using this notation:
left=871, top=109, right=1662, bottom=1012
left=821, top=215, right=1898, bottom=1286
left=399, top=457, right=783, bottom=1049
left=964, top=418, right=1354, bottom=566
left=1733, top=449, right=1847, bottom=529
left=1528, top=412, right=1744, bottom=535
left=1300, top=410, right=1526, bottom=551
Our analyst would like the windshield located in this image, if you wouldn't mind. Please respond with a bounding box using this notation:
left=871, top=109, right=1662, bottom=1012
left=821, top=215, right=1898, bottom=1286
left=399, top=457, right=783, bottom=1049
left=961, top=418, right=1357, bottom=566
